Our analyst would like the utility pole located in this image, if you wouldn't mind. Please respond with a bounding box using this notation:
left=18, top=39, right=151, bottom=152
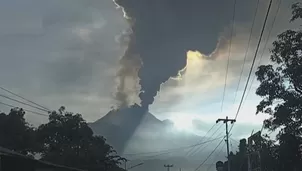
left=216, top=116, right=236, bottom=171
left=164, top=164, right=173, bottom=171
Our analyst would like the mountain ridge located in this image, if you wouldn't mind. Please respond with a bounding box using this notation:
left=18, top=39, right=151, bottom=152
left=88, top=105, right=224, bottom=171
left=89, top=104, right=202, bottom=154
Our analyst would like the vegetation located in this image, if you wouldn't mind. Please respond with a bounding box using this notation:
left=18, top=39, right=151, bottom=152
left=218, top=3, right=302, bottom=171
left=0, top=2, right=301, bottom=171
left=256, top=2, right=302, bottom=137
left=0, top=106, right=125, bottom=171
left=0, top=108, right=36, bottom=156
left=254, top=2, right=302, bottom=170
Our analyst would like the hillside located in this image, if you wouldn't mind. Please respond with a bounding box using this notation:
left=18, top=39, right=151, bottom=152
left=88, top=105, right=225, bottom=171
left=89, top=104, right=201, bottom=154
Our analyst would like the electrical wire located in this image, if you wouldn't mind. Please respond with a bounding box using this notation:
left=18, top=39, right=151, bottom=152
left=0, top=86, right=50, bottom=111
left=230, top=137, right=240, bottom=144
left=189, top=124, right=224, bottom=157
left=125, top=136, right=225, bottom=161
left=206, top=142, right=225, bottom=171
left=0, top=101, right=48, bottom=117
left=244, top=0, right=282, bottom=104
left=0, top=94, right=49, bottom=112
left=128, top=125, right=225, bottom=161
left=221, top=0, right=238, bottom=112
left=194, top=137, right=226, bottom=171
left=191, top=131, right=225, bottom=158
left=229, top=0, right=274, bottom=133
left=123, top=136, right=224, bottom=157
left=233, top=0, right=261, bottom=104
left=185, top=123, right=217, bottom=157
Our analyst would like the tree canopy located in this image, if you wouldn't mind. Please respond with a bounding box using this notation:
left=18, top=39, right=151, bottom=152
left=217, top=3, right=302, bottom=171
left=0, top=108, right=36, bottom=156
left=36, top=106, right=125, bottom=171
left=255, top=2, right=302, bottom=137
left=0, top=106, right=125, bottom=171
left=252, top=2, right=302, bottom=171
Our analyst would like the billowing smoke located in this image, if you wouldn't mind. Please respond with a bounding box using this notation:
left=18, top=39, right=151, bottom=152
left=113, top=0, right=230, bottom=109
left=115, top=29, right=142, bottom=108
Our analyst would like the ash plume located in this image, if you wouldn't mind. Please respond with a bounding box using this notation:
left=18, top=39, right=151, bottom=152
left=115, top=29, right=142, bottom=108
left=113, top=0, right=231, bottom=109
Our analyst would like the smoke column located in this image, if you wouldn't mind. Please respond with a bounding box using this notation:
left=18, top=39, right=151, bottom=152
left=113, top=0, right=230, bottom=109
left=115, top=29, right=142, bottom=108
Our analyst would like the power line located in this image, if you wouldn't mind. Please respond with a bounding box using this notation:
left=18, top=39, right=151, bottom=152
left=124, top=136, right=224, bottom=157
left=0, top=94, right=49, bottom=112
left=0, top=86, right=50, bottom=111
left=185, top=123, right=217, bottom=157
left=230, top=137, right=240, bottom=146
left=127, top=125, right=224, bottom=160
left=221, top=0, right=238, bottom=112
left=0, top=101, right=48, bottom=117
left=194, top=137, right=225, bottom=171
left=244, top=0, right=282, bottom=103
left=191, top=131, right=225, bottom=158
left=226, top=138, right=246, bottom=171
left=189, top=124, right=224, bottom=157
left=216, top=117, right=236, bottom=171
left=233, top=0, right=261, bottom=104
left=206, top=142, right=225, bottom=171
left=127, top=136, right=225, bottom=161
left=229, top=0, right=274, bottom=133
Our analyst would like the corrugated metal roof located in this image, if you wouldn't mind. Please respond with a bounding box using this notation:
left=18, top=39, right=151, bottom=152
left=0, top=146, right=86, bottom=171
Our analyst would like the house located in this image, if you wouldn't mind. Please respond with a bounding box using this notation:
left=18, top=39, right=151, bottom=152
left=0, top=146, right=85, bottom=171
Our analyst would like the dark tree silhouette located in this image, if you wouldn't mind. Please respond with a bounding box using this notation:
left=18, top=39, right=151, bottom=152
left=218, top=4, right=302, bottom=169
left=253, top=2, right=302, bottom=170
left=221, top=137, right=279, bottom=171
left=255, top=2, right=302, bottom=136
left=36, top=106, right=125, bottom=171
left=0, top=108, right=36, bottom=156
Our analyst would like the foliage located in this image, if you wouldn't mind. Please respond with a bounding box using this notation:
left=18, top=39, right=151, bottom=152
left=0, top=108, right=36, bottom=155
left=219, top=4, right=302, bottom=169
left=255, top=3, right=302, bottom=135
left=220, top=137, right=279, bottom=171
left=226, top=139, right=248, bottom=171
left=252, top=2, right=302, bottom=171
left=36, top=106, right=125, bottom=171
left=0, top=106, right=125, bottom=171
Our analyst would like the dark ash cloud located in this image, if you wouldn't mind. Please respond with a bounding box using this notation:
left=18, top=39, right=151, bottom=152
left=113, top=0, right=259, bottom=108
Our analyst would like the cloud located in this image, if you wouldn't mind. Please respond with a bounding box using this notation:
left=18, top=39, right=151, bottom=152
left=113, top=0, right=272, bottom=108
left=0, top=0, right=128, bottom=124
left=192, top=119, right=213, bottom=132
left=150, top=0, right=298, bottom=118
left=0, top=0, right=298, bottom=131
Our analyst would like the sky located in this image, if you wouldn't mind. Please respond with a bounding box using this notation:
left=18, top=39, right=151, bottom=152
left=0, top=0, right=300, bottom=141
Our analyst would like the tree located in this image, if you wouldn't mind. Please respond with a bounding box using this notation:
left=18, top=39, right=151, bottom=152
left=0, top=108, right=36, bottom=156
left=224, top=139, right=248, bottom=171
left=36, top=106, right=125, bottom=171
left=256, top=2, right=302, bottom=135
left=255, top=2, right=302, bottom=170
left=255, top=2, right=302, bottom=135
left=258, top=135, right=279, bottom=171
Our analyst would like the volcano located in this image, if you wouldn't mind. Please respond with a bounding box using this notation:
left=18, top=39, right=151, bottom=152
left=89, top=104, right=201, bottom=154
